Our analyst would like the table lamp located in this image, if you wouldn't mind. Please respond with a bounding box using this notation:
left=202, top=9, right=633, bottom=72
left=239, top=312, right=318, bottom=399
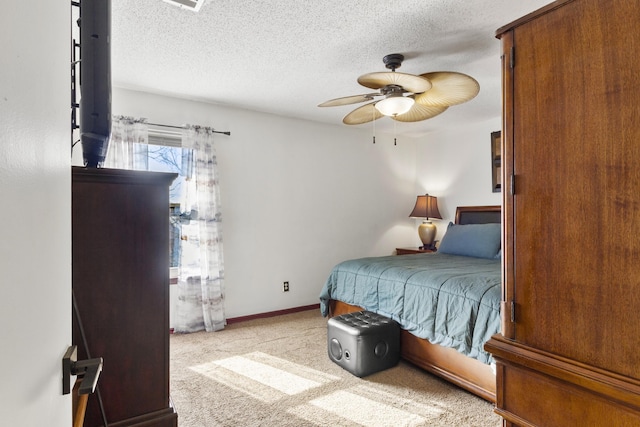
left=409, top=194, right=442, bottom=250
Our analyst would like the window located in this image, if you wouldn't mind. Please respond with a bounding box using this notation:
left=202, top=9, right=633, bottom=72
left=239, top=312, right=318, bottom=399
left=148, top=130, right=187, bottom=204
left=147, top=129, right=190, bottom=269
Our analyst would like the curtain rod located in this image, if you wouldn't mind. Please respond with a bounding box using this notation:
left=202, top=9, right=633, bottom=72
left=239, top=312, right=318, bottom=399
left=147, top=122, right=231, bottom=136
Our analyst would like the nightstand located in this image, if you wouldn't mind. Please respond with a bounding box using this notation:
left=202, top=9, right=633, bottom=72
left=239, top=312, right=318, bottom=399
left=395, top=247, right=436, bottom=255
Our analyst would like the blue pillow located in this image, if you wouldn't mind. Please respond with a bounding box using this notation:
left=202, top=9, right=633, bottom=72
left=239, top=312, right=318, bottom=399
left=438, top=222, right=501, bottom=259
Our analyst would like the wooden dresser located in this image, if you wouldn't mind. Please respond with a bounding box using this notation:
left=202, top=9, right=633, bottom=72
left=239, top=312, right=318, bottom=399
left=72, top=167, right=178, bottom=427
left=485, top=1, right=640, bottom=425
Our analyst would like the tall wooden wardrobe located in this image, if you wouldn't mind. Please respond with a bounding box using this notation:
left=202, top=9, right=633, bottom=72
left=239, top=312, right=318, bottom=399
left=72, top=167, right=178, bottom=427
left=485, top=0, right=640, bottom=425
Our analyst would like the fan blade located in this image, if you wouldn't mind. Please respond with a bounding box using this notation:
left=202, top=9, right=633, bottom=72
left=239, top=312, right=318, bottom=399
left=318, top=93, right=379, bottom=107
left=342, top=102, right=383, bottom=125
left=358, top=72, right=432, bottom=94
left=415, top=72, right=480, bottom=106
left=391, top=101, right=448, bottom=123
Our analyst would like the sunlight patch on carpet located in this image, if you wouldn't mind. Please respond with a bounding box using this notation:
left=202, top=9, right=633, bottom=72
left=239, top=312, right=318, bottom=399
left=288, top=384, right=449, bottom=427
left=292, top=389, right=429, bottom=426
left=190, top=351, right=340, bottom=403
left=353, top=383, right=449, bottom=416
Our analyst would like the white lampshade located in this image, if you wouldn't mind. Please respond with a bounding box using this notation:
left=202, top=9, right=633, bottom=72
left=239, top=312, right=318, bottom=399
left=375, top=94, right=414, bottom=116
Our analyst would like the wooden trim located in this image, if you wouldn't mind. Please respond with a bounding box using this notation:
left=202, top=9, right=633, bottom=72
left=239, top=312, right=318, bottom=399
left=500, top=27, right=515, bottom=340
left=329, top=300, right=496, bottom=402
left=485, top=334, right=640, bottom=410
left=401, top=330, right=496, bottom=402
left=226, top=304, right=320, bottom=325
left=495, top=0, right=574, bottom=37
left=494, top=409, right=537, bottom=427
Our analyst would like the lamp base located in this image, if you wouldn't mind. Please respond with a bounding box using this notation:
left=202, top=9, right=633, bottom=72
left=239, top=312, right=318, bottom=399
left=418, top=220, right=437, bottom=249
left=419, top=243, right=437, bottom=251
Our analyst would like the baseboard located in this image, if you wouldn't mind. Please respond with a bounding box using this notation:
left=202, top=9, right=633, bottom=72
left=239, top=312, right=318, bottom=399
left=227, top=304, right=320, bottom=325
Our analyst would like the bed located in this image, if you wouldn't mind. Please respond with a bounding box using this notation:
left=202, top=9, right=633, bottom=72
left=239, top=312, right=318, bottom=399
left=320, top=205, right=501, bottom=402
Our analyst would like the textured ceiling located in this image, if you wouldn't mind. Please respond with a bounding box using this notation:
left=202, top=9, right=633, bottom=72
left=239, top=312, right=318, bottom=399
left=112, top=0, right=553, bottom=136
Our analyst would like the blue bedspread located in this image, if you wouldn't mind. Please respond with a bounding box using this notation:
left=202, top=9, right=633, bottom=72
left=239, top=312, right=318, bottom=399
left=319, top=253, right=501, bottom=364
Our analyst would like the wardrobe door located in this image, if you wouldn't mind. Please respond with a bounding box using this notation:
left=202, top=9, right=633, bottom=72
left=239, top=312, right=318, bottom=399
left=487, top=1, right=640, bottom=424
left=508, top=0, right=640, bottom=377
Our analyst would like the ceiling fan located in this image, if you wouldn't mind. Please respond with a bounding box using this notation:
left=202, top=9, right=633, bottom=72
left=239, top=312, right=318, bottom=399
left=318, top=53, right=480, bottom=125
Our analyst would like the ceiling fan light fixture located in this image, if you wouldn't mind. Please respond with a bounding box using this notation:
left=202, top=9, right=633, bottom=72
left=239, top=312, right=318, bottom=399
left=375, top=94, right=414, bottom=116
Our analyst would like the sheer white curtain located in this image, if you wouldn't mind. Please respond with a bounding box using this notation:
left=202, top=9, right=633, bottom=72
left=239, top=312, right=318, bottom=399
left=105, top=116, right=149, bottom=169
left=173, top=125, right=225, bottom=333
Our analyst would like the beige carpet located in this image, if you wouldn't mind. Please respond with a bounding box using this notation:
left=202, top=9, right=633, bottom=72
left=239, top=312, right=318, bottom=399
left=170, top=309, right=501, bottom=427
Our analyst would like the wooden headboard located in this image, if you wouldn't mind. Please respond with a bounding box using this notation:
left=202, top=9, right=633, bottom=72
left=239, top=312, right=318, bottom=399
left=455, top=205, right=501, bottom=225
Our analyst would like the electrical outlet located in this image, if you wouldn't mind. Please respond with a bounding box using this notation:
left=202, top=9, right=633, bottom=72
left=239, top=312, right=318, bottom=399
left=283, top=281, right=290, bottom=292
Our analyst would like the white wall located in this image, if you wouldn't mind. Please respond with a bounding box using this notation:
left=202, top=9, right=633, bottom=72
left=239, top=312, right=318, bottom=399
left=80, top=88, right=503, bottom=321
left=96, top=88, right=420, bottom=318
left=0, top=2, right=72, bottom=426
left=415, top=118, right=503, bottom=243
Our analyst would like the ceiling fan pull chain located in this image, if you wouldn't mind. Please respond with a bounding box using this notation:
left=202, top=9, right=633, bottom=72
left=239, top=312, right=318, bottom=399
left=372, top=107, right=376, bottom=144
left=394, top=120, right=397, bottom=146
